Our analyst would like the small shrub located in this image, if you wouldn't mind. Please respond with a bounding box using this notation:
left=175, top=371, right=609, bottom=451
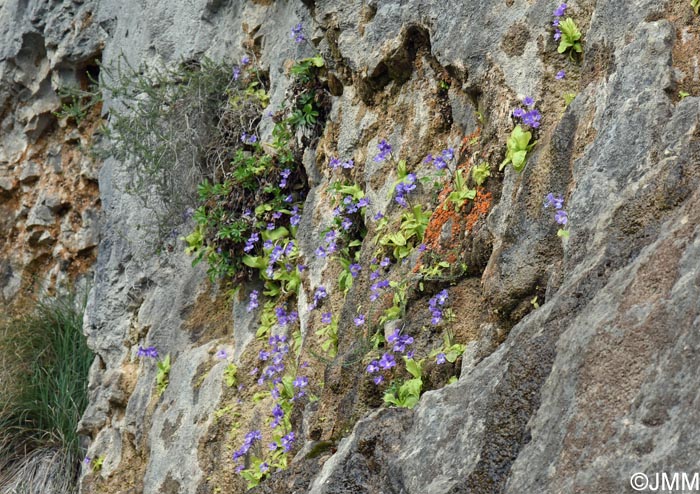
left=97, top=56, right=263, bottom=244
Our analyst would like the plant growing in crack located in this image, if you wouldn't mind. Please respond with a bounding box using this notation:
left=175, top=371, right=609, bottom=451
left=552, top=4, right=583, bottom=59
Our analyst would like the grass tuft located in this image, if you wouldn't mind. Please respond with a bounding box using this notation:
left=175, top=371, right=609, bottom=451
left=0, top=291, right=93, bottom=494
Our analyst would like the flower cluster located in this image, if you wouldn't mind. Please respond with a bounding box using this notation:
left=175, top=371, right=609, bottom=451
left=328, top=156, right=354, bottom=170
left=275, top=306, right=298, bottom=327
left=233, top=429, right=262, bottom=467
left=544, top=192, right=568, bottom=226
left=137, top=346, right=158, bottom=358
left=255, top=335, right=290, bottom=391
left=424, top=147, right=455, bottom=171
left=366, top=352, right=397, bottom=385
left=309, top=285, right=328, bottom=310
left=388, top=328, right=414, bottom=354
left=291, top=23, right=305, bottom=44
left=374, top=139, right=392, bottom=163
left=263, top=239, right=297, bottom=279
left=512, top=97, right=541, bottom=129
left=394, top=173, right=417, bottom=208
left=241, top=132, right=258, bottom=144
left=428, top=289, right=449, bottom=325
left=247, top=290, right=260, bottom=312
left=552, top=3, right=567, bottom=40
left=365, top=327, right=415, bottom=385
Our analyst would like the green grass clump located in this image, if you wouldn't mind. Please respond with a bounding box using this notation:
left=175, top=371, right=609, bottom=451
left=0, top=291, right=93, bottom=494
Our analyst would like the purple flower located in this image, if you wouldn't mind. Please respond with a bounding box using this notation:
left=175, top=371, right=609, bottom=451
left=378, top=353, right=396, bottom=370
left=342, top=159, right=354, bottom=169
left=544, top=193, right=565, bottom=210
left=436, top=353, right=447, bottom=365
left=137, top=346, right=159, bottom=358
left=556, top=70, right=566, bottom=80
left=357, top=198, right=370, bottom=208
left=349, top=263, right=362, bottom=278
left=523, top=96, right=535, bottom=107
left=354, top=314, right=366, bottom=326
left=523, top=109, right=541, bottom=128
left=442, top=148, right=454, bottom=161
left=554, top=29, right=562, bottom=41
left=233, top=66, right=241, bottom=80
left=281, top=431, right=296, bottom=451
left=554, top=3, right=567, bottom=17
left=374, top=139, right=392, bottom=162
left=552, top=18, right=560, bottom=27
left=216, top=349, right=228, bottom=360
left=513, top=107, right=525, bottom=118
left=418, top=243, right=427, bottom=252
left=260, top=462, right=269, bottom=473
left=380, top=257, right=391, bottom=268
left=247, top=290, right=260, bottom=312
left=315, top=286, right=328, bottom=299
left=321, top=312, right=332, bottom=324
left=245, top=430, right=262, bottom=445
left=341, top=217, right=353, bottom=230
left=293, top=376, right=308, bottom=389
left=279, top=168, right=291, bottom=188
left=433, top=156, right=448, bottom=170
left=83, top=457, right=91, bottom=465
left=373, top=375, right=384, bottom=385
left=555, top=210, right=568, bottom=225
left=241, top=132, right=257, bottom=144
left=243, top=232, right=259, bottom=253
left=329, top=157, right=341, bottom=169
left=424, top=153, right=434, bottom=163
left=241, top=55, right=250, bottom=65
left=366, top=360, right=380, bottom=374
left=291, top=23, right=305, bottom=44
left=259, top=350, right=270, bottom=361
left=374, top=211, right=384, bottom=221
left=370, top=269, right=381, bottom=281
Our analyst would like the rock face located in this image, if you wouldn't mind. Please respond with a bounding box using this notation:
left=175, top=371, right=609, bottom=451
left=3, top=0, right=699, bottom=493
left=0, top=0, right=104, bottom=307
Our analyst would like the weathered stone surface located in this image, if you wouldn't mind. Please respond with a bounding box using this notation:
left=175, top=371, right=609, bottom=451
left=2, top=0, right=698, bottom=493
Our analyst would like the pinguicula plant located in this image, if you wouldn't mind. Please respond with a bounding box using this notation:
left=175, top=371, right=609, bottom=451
left=372, top=147, right=431, bottom=261
left=233, top=334, right=309, bottom=488
left=553, top=4, right=583, bottom=58
left=501, top=96, right=539, bottom=172
left=325, top=166, right=369, bottom=293
left=693, top=0, right=700, bottom=15
left=544, top=192, right=570, bottom=239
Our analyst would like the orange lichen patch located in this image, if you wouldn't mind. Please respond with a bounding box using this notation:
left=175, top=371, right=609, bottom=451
left=459, top=128, right=482, bottom=156
left=415, top=129, right=492, bottom=274
left=466, top=190, right=492, bottom=233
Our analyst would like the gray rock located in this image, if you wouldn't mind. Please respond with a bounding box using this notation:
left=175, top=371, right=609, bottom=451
left=26, top=203, right=55, bottom=227
left=19, top=161, right=41, bottom=182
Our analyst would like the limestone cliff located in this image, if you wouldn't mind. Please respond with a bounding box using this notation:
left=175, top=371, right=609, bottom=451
left=1, top=1, right=699, bottom=493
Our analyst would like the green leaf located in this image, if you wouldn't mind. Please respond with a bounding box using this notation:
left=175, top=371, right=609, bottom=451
left=404, top=357, right=422, bottom=379
left=472, top=162, right=491, bottom=186
left=310, top=54, right=325, bottom=67
left=261, top=226, right=289, bottom=241
left=242, top=255, right=267, bottom=269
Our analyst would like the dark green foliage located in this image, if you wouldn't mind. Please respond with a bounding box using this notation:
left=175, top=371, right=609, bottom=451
left=0, top=291, right=93, bottom=493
